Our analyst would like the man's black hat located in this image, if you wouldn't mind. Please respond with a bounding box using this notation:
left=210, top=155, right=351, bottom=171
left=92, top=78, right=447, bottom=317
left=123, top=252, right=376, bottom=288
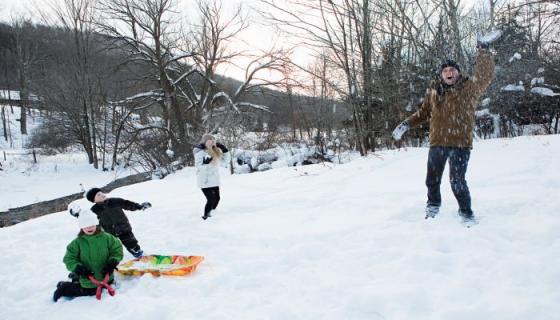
left=440, top=59, right=461, bottom=73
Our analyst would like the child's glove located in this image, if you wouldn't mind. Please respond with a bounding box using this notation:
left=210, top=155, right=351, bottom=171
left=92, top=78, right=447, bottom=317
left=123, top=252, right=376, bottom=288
left=140, top=202, right=152, bottom=210
left=202, top=156, right=213, bottom=164
left=102, top=260, right=120, bottom=275
left=74, top=264, right=93, bottom=277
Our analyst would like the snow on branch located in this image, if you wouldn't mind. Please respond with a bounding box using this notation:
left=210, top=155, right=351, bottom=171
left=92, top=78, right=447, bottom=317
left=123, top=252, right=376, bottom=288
left=211, top=92, right=239, bottom=113
left=531, top=87, right=559, bottom=96
left=502, top=83, right=525, bottom=92
left=172, top=68, right=216, bottom=86
left=235, top=102, right=271, bottom=113
left=164, top=52, right=196, bottom=68
left=112, top=91, right=164, bottom=104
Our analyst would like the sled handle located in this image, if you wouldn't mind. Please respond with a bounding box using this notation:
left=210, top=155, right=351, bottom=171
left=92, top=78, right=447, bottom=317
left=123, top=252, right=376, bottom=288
left=88, top=273, right=116, bottom=300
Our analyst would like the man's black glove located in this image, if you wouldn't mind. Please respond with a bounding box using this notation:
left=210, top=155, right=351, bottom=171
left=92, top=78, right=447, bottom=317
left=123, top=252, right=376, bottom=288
left=102, top=260, right=120, bottom=275
left=140, top=202, right=152, bottom=210
left=74, top=264, right=93, bottom=277
left=216, top=142, right=229, bottom=153
left=203, top=156, right=213, bottom=164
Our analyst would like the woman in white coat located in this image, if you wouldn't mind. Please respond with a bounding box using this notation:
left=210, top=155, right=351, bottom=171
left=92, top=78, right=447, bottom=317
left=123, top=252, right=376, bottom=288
left=194, top=134, right=229, bottom=220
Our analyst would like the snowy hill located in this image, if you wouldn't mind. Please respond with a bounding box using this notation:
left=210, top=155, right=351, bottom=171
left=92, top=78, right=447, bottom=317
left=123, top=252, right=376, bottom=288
left=0, top=134, right=559, bottom=320
left=0, top=106, right=139, bottom=211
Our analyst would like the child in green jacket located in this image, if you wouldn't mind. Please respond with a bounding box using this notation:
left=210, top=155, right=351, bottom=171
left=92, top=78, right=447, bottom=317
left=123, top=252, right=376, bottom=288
left=53, top=208, right=123, bottom=302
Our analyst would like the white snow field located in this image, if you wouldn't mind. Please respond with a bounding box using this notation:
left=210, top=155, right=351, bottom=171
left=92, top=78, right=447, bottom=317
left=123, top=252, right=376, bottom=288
left=0, top=106, right=141, bottom=211
left=1, top=134, right=559, bottom=320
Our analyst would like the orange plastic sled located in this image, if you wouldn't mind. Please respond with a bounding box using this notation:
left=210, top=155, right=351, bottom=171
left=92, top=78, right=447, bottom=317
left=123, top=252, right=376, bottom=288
left=117, top=255, right=204, bottom=277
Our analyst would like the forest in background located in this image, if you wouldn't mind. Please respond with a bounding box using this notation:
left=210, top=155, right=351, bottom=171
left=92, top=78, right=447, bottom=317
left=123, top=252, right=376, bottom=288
left=0, top=0, right=558, bottom=175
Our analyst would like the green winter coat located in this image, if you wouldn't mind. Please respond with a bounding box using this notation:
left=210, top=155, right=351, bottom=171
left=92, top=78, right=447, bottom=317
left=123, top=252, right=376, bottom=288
left=63, top=231, right=123, bottom=289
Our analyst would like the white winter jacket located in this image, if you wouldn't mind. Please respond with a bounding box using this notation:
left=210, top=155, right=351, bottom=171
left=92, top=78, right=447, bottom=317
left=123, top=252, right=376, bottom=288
left=194, top=145, right=230, bottom=189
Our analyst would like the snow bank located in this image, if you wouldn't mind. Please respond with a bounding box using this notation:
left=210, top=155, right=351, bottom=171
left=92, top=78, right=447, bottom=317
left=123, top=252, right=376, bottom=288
left=0, top=106, right=138, bottom=211
left=531, top=87, right=559, bottom=97
left=501, top=83, right=525, bottom=92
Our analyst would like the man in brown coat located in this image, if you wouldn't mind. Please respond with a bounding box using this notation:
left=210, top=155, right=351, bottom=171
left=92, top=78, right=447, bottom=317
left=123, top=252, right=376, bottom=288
left=392, top=45, right=496, bottom=224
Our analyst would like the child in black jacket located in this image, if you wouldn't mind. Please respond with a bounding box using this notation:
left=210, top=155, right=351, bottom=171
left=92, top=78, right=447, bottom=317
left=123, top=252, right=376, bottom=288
left=85, top=188, right=151, bottom=258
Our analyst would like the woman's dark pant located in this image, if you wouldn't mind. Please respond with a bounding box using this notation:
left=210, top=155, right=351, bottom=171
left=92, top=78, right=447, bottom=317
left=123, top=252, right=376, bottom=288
left=426, top=146, right=472, bottom=214
left=202, top=187, right=220, bottom=216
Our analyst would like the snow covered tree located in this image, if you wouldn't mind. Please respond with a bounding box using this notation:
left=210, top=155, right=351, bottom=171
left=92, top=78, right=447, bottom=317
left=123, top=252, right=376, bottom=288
left=97, top=0, right=288, bottom=174
left=483, top=7, right=558, bottom=137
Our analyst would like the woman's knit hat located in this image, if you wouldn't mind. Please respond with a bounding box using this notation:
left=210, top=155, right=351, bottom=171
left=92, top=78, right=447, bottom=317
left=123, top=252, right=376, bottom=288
left=200, top=134, right=216, bottom=144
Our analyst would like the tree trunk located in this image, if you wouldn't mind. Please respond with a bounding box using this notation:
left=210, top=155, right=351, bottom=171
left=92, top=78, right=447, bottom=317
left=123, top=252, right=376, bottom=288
left=18, top=66, right=28, bottom=135
left=489, top=0, right=495, bottom=28
left=352, top=103, right=366, bottom=156
left=112, top=123, right=123, bottom=171
left=1, top=106, right=7, bottom=141
left=82, top=99, right=94, bottom=164
left=102, top=104, right=108, bottom=170
left=361, top=0, right=375, bottom=152
left=447, top=0, right=464, bottom=66
left=90, top=99, right=98, bottom=169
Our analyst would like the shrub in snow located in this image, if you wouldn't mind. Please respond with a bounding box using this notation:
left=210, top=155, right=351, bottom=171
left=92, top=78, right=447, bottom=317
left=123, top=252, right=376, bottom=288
left=530, top=77, right=544, bottom=86
left=501, top=82, right=525, bottom=92
left=531, top=87, right=559, bottom=97
left=230, top=141, right=351, bottom=174
left=257, top=163, right=272, bottom=171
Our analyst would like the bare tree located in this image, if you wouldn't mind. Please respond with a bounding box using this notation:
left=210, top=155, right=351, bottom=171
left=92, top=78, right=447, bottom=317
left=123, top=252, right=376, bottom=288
left=97, top=0, right=289, bottom=170
left=33, top=0, right=115, bottom=168
left=262, top=0, right=410, bottom=154
left=98, top=0, right=195, bottom=158
left=9, top=17, right=40, bottom=135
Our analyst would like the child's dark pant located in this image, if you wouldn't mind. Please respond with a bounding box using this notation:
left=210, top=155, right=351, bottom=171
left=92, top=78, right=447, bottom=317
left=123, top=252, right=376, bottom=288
left=201, top=187, right=220, bottom=216
left=112, top=223, right=141, bottom=255
left=426, top=146, right=472, bottom=214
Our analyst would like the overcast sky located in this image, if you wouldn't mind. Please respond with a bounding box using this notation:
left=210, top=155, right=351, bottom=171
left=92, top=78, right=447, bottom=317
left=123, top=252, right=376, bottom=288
left=0, top=0, right=485, bottom=83
left=0, top=0, right=288, bottom=82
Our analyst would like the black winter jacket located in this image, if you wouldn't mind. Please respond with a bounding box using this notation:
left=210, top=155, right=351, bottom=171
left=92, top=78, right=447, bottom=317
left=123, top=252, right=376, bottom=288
left=91, top=198, right=142, bottom=235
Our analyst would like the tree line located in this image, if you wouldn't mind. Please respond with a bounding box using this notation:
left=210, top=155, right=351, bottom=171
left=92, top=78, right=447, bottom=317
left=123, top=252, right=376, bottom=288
left=261, top=0, right=559, bottom=152
left=0, top=0, right=559, bottom=174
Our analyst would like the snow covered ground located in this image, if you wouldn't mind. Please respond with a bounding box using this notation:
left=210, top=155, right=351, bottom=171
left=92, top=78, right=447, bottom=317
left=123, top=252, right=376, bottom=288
left=0, top=106, right=140, bottom=211
left=0, top=150, right=139, bottom=211
left=1, top=134, right=559, bottom=320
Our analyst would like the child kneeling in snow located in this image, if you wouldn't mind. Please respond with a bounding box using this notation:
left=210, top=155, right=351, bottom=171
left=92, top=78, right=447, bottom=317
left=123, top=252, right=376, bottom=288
left=53, top=208, right=123, bottom=302
left=85, top=188, right=151, bottom=258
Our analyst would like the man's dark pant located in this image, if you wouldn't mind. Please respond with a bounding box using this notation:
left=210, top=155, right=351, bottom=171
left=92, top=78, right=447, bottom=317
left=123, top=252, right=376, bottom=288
left=426, top=146, right=472, bottom=214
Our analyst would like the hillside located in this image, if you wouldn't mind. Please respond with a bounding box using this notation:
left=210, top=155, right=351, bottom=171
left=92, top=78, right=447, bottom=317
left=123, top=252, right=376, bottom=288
left=0, top=134, right=559, bottom=320
left=0, top=106, right=139, bottom=211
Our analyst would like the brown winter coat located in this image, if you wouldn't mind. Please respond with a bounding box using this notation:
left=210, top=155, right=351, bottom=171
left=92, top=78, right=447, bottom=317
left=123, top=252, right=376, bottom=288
left=406, top=50, right=495, bottom=148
